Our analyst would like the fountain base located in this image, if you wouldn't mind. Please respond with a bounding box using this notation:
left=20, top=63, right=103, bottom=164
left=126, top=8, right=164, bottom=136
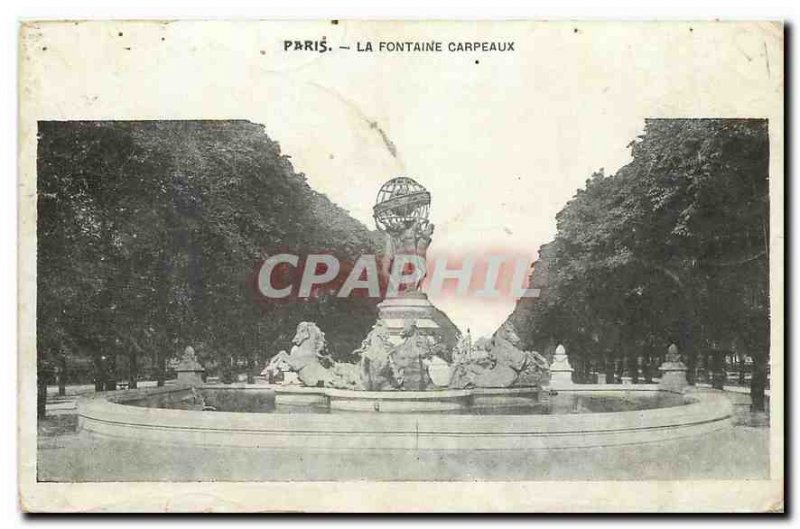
left=77, top=384, right=733, bottom=450
left=377, top=292, right=460, bottom=351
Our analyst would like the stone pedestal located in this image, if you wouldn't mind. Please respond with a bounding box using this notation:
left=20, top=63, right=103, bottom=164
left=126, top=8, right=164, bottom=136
left=378, top=292, right=439, bottom=345
left=549, top=344, right=574, bottom=386
left=176, top=367, right=204, bottom=385
left=377, top=292, right=459, bottom=351
left=658, top=362, right=688, bottom=391
left=175, top=346, right=205, bottom=386
left=658, top=344, right=688, bottom=391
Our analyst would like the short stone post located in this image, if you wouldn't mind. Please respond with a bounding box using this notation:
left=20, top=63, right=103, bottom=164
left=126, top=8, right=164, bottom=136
left=175, top=346, right=205, bottom=385
left=549, top=344, right=574, bottom=386
left=658, top=343, right=688, bottom=391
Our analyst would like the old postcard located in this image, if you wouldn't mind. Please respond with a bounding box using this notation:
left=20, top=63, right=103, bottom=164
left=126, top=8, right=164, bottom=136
left=18, top=20, right=783, bottom=512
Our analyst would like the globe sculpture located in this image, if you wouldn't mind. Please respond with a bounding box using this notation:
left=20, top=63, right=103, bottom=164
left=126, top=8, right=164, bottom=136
left=373, top=177, right=431, bottom=234
left=373, top=177, right=435, bottom=296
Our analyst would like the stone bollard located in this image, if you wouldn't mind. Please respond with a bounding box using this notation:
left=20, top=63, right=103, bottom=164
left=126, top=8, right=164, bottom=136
left=658, top=344, right=688, bottom=391
left=549, top=344, right=574, bottom=386
left=175, top=346, right=206, bottom=385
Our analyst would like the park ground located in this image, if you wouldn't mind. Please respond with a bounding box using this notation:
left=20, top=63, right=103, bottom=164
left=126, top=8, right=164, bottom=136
left=37, top=383, right=771, bottom=482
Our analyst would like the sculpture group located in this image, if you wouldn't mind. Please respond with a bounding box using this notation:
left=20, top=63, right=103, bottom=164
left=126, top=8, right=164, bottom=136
left=264, top=319, right=551, bottom=391
left=264, top=177, right=552, bottom=391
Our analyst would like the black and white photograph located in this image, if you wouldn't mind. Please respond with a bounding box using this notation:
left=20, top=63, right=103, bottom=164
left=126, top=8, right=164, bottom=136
left=17, top=19, right=784, bottom=512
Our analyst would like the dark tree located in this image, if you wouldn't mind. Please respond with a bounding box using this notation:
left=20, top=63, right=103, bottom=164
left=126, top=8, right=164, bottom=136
left=508, top=119, right=770, bottom=408
left=37, top=120, right=382, bottom=392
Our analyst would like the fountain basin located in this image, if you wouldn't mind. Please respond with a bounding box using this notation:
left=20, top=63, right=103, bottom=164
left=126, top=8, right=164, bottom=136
left=77, top=384, right=733, bottom=450
left=270, top=385, right=547, bottom=412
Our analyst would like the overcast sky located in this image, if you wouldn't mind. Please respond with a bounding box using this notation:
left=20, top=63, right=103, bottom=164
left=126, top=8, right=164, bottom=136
left=25, top=20, right=782, bottom=340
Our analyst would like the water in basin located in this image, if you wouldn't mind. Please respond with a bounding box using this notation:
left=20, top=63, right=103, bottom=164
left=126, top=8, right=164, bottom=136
left=125, top=388, right=688, bottom=415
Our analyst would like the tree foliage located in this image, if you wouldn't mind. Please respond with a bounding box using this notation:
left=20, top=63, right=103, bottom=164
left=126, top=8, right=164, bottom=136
left=37, top=120, right=382, bottom=385
left=509, top=119, right=770, bottom=402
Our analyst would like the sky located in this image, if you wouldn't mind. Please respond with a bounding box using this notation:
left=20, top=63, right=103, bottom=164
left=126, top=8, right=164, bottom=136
left=23, top=20, right=783, bottom=338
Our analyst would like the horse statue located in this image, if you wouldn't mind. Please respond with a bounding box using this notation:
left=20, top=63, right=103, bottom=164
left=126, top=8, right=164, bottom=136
left=493, top=322, right=550, bottom=387
left=449, top=322, right=550, bottom=389
left=354, top=320, right=395, bottom=390
left=261, top=350, right=299, bottom=385
left=265, top=322, right=371, bottom=389
left=449, top=336, right=516, bottom=389
left=265, top=322, right=337, bottom=387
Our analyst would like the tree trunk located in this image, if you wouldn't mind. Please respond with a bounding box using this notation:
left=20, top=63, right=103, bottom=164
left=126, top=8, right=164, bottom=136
left=578, top=356, right=588, bottom=384
left=156, top=352, right=165, bottom=387
left=37, top=365, right=51, bottom=419
left=686, top=348, right=697, bottom=386
left=105, top=354, right=117, bottom=391
left=129, top=351, right=138, bottom=389
left=738, top=355, right=746, bottom=386
left=94, top=355, right=105, bottom=391
left=57, top=354, right=67, bottom=397
left=695, top=353, right=705, bottom=383
left=643, top=352, right=653, bottom=383
left=631, top=355, right=640, bottom=384
left=711, top=353, right=726, bottom=390
left=680, top=318, right=699, bottom=385
left=750, top=353, right=767, bottom=412
left=246, top=354, right=255, bottom=385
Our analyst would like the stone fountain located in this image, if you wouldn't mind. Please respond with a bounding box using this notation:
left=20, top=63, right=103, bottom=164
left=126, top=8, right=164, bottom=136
left=263, top=177, right=550, bottom=393
left=78, top=182, right=732, bottom=450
